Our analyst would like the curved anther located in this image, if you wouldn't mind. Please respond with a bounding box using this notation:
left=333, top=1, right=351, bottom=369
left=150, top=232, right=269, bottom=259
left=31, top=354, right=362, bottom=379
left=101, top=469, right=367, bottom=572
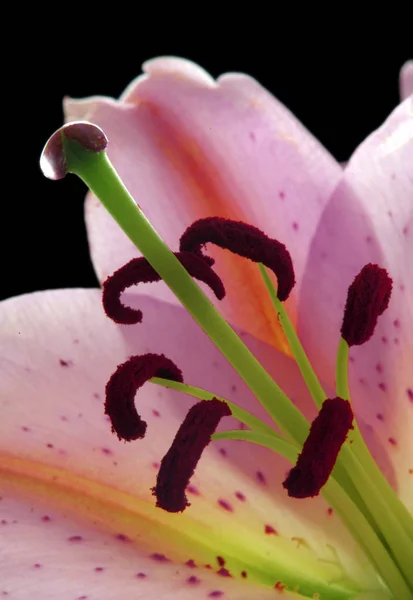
left=153, top=398, right=231, bottom=512
left=105, top=353, right=183, bottom=441
left=102, top=251, right=226, bottom=325
left=179, top=217, right=295, bottom=301
left=341, top=263, right=393, bottom=346
left=283, top=397, right=353, bottom=498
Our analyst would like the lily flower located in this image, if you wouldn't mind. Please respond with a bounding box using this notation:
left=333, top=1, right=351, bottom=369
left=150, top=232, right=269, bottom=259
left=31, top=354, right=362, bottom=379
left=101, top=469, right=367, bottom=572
left=1, top=57, right=412, bottom=599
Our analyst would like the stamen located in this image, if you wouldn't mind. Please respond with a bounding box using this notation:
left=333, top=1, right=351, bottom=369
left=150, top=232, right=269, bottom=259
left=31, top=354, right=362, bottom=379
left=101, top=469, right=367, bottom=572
left=102, top=251, right=225, bottom=324
left=283, top=397, right=353, bottom=498
left=180, top=217, right=295, bottom=301
left=341, top=264, right=393, bottom=346
left=153, top=399, right=231, bottom=512
left=105, top=353, right=183, bottom=441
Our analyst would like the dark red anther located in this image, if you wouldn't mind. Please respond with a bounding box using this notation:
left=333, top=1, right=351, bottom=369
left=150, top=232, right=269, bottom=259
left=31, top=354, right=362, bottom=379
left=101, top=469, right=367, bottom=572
left=105, top=353, right=183, bottom=441
left=179, top=217, right=295, bottom=301
left=102, top=251, right=225, bottom=325
left=153, top=399, right=231, bottom=512
left=341, top=264, right=393, bottom=346
left=283, top=397, right=353, bottom=498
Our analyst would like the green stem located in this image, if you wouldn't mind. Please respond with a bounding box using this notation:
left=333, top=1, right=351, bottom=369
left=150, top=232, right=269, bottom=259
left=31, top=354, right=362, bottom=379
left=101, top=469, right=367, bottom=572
left=212, top=429, right=299, bottom=460
left=258, top=264, right=326, bottom=408
left=336, top=338, right=413, bottom=589
left=212, top=430, right=409, bottom=599
left=259, top=264, right=413, bottom=590
left=69, top=149, right=310, bottom=446
left=150, top=378, right=284, bottom=440
left=258, top=264, right=375, bottom=519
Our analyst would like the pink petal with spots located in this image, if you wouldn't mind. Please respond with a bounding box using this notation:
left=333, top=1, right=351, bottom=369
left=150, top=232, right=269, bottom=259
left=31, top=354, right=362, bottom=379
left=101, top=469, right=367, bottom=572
left=0, top=290, right=381, bottom=595
left=400, top=60, right=413, bottom=101
left=1, top=493, right=301, bottom=600
left=299, top=97, right=413, bottom=507
left=65, top=56, right=342, bottom=352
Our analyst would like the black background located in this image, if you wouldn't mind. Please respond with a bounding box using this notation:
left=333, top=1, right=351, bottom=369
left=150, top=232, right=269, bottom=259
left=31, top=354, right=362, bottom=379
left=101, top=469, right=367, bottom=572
left=3, top=22, right=411, bottom=302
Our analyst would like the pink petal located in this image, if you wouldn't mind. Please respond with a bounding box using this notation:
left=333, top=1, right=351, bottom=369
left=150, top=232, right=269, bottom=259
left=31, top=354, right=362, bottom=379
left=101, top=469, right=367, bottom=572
left=299, top=97, right=413, bottom=505
left=400, top=60, right=413, bottom=101
left=0, top=289, right=378, bottom=593
left=1, top=488, right=295, bottom=600
left=65, top=56, right=342, bottom=350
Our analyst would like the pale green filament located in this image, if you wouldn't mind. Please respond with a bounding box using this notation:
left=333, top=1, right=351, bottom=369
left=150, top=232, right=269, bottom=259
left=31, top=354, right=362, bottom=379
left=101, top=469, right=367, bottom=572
left=258, top=263, right=326, bottom=408
left=258, top=265, right=377, bottom=520
left=150, top=377, right=283, bottom=439
left=336, top=339, right=413, bottom=586
left=212, top=431, right=411, bottom=599
left=152, top=379, right=410, bottom=598
left=259, top=264, right=413, bottom=590
left=259, top=264, right=413, bottom=591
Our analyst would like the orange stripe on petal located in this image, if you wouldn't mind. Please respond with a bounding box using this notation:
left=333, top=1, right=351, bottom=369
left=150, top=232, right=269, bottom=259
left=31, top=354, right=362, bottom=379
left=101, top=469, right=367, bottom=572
left=141, top=101, right=293, bottom=353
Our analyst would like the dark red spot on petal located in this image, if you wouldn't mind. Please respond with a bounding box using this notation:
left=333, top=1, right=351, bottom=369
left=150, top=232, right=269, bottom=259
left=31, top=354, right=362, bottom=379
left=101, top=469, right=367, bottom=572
left=265, top=525, right=278, bottom=535
left=235, top=491, right=246, bottom=501
left=376, top=413, right=384, bottom=421
left=378, top=383, right=387, bottom=392
left=407, top=389, right=413, bottom=403
left=208, top=592, right=224, bottom=598
left=187, top=576, right=200, bottom=584
left=216, top=557, right=225, bottom=567
left=218, top=447, right=227, bottom=457
left=388, top=437, right=397, bottom=446
left=217, top=568, right=231, bottom=577
left=341, top=264, right=392, bottom=346
left=94, top=567, right=104, bottom=572
left=153, top=399, right=231, bottom=513
left=68, top=535, right=83, bottom=542
left=241, top=571, right=247, bottom=578
left=115, top=533, right=130, bottom=542
left=327, top=507, right=334, bottom=516
left=185, top=559, right=197, bottom=568
left=41, top=515, right=51, bottom=522
left=59, top=359, right=71, bottom=367
left=102, top=252, right=225, bottom=325
left=186, top=484, right=200, bottom=496
left=150, top=553, right=170, bottom=562
left=256, top=471, right=266, bottom=484
left=152, top=409, right=161, bottom=417
left=217, top=499, right=233, bottom=512
left=180, top=217, right=295, bottom=301
left=274, top=581, right=286, bottom=591
left=283, top=397, right=353, bottom=498
left=136, top=572, right=147, bottom=579
left=105, top=353, right=183, bottom=441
